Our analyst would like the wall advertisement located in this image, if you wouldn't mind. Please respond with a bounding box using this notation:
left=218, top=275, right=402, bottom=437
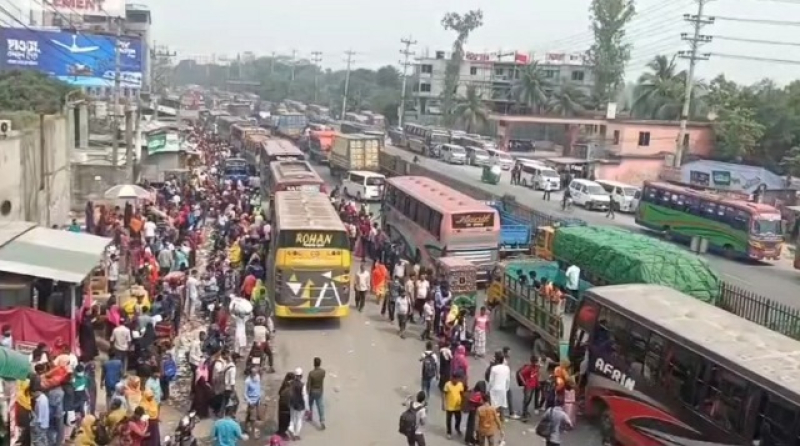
left=0, top=27, right=143, bottom=88
left=33, top=0, right=126, bottom=18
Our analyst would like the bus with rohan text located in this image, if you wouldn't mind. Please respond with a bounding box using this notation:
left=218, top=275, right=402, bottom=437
left=635, top=181, right=783, bottom=260
left=568, top=283, right=800, bottom=446
left=269, top=191, right=351, bottom=318
left=382, top=176, right=500, bottom=283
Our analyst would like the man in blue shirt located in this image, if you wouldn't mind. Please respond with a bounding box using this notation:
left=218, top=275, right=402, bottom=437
left=101, top=352, right=124, bottom=410
left=212, top=406, right=247, bottom=446
left=243, top=367, right=261, bottom=432
left=32, top=388, right=49, bottom=446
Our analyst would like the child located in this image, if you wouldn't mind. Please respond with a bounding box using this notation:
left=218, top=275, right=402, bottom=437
left=72, top=363, right=89, bottom=415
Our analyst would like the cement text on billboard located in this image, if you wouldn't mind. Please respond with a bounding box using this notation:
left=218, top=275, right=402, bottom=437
left=51, top=0, right=122, bottom=15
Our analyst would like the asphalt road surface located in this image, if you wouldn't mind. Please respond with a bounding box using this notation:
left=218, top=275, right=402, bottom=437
left=380, top=144, right=800, bottom=308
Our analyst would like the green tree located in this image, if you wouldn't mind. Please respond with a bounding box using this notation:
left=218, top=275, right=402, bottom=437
left=441, top=9, right=484, bottom=125
left=512, top=62, right=552, bottom=113
left=588, top=0, right=636, bottom=107
left=713, top=106, right=765, bottom=161
left=631, top=55, right=687, bottom=119
left=0, top=70, right=74, bottom=113
left=548, top=82, right=588, bottom=116
left=780, top=146, right=800, bottom=179
left=453, top=85, right=490, bottom=133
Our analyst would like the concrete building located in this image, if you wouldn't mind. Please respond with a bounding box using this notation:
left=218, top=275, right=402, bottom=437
left=410, top=50, right=594, bottom=123
left=42, top=3, right=152, bottom=98
left=0, top=105, right=89, bottom=227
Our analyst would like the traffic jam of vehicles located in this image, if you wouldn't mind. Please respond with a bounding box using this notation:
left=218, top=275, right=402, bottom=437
left=199, top=96, right=800, bottom=446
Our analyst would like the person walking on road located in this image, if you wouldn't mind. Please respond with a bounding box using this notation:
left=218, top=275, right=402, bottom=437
left=488, top=351, right=512, bottom=420
left=307, top=357, right=326, bottom=430
left=541, top=400, right=573, bottom=446
left=443, top=373, right=465, bottom=439
left=420, top=341, right=438, bottom=399
left=354, top=264, right=370, bottom=312
left=396, top=288, right=412, bottom=339
left=288, top=368, right=308, bottom=440
left=212, top=405, right=248, bottom=446
left=606, top=195, right=616, bottom=220
left=542, top=180, right=553, bottom=201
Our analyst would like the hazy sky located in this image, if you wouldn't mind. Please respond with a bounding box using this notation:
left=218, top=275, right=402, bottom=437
left=146, top=0, right=800, bottom=85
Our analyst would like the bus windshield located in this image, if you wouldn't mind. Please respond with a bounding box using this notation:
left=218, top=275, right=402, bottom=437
left=752, top=216, right=782, bottom=236
left=366, top=176, right=385, bottom=186
left=622, top=187, right=639, bottom=196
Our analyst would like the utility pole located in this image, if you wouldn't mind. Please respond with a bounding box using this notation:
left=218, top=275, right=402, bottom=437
left=675, top=1, right=713, bottom=166
left=341, top=50, right=356, bottom=119
left=398, top=36, right=417, bottom=127
left=311, top=51, right=323, bottom=104
left=269, top=51, right=276, bottom=75
left=111, top=17, right=122, bottom=174
left=151, top=45, right=177, bottom=121
left=288, top=49, right=298, bottom=97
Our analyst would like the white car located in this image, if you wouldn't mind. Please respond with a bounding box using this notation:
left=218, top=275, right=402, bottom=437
left=596, top=180, right=641, bottom=213
left=485, top=148, right=513, bottom=170
left=518, top=160, right=561, bottom=190
left=440, top=144, right=468, bottom=164
left=568, top=179, right=611, bottom=211
left=343, top=170, right=386, bottom=201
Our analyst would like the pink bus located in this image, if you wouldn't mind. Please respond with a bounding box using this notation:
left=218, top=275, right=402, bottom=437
left=382, top=176, right=501, bottom=282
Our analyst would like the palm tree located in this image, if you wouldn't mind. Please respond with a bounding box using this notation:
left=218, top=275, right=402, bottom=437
left=548, top=82, right=588, bottom=116
left=512, top=61, right=552, bottom=113
left=631, top=55, right=687, bottom=120
left=453, top=85, right=490, bottom=133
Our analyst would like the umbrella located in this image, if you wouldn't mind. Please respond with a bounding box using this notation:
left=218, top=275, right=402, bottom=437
left=104, top=184, right=152, bottom=200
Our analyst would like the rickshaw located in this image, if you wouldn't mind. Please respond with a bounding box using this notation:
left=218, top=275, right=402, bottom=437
left=481, top=164, right=501, bottom=185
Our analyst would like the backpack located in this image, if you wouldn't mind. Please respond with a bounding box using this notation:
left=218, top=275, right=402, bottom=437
left=163, top=357, right=177, bottom=382
left=535, top=408, right=555, bottom=438
left=421, top=353, right=437, bottom=380
left=398, top=406, right=421, bottom=436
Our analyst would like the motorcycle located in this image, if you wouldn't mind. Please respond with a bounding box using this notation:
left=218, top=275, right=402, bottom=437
left=169, top=411, right=199, bottom=446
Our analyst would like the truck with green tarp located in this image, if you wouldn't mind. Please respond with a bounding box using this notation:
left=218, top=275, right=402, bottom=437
left=494, top=226, right=721, bottom=358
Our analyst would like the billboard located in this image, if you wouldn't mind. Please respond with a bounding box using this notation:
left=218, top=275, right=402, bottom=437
left=0, top=27, right=143, bottom=88
left=35, top=0, right=126, bottom=18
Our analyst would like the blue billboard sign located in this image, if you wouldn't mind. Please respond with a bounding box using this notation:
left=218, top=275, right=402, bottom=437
left=0, top=27, right=143, bottom=88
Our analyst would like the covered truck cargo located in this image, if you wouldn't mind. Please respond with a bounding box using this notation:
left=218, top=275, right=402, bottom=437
left=552, top=226, right=720, bottom=303
left=329, top=133, right=381, bottom=175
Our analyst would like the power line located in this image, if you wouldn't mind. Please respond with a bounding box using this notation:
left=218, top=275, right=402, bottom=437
left=709, top=15, right=800, bottom=25
left=341, top=50, right=356, bottom=119
left=708, top=52, right=800, bottom=64
left=675, top=0, right=714, bottom=167
left=398, top=36, right=416, bottom=127
left=711, top=35, right=800, bottom=46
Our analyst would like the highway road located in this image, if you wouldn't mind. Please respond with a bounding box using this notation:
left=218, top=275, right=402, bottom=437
left=379, top=144, right=800, bottom=307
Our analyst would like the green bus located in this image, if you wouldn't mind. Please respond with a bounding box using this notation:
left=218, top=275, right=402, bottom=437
left=634, top=181, right=783, bottom=260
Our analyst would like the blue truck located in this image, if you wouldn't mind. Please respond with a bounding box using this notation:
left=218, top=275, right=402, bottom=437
left=222, top=157, right=256, bottom=186
left=486, top=201, right=532, bottom=254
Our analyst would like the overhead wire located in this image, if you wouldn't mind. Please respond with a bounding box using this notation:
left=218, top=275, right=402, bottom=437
left=710, top=35, right=800, bottom=46
left=708, top=52, right=800, bottom=64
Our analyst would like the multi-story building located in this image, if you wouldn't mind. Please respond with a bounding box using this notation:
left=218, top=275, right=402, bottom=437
left=41, top=3, right=152, bottom=99
left=410, top=49, right=594, bottom=123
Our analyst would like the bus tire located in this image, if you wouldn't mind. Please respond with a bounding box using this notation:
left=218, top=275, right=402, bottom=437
left=723, top=244, right=736, bottom=259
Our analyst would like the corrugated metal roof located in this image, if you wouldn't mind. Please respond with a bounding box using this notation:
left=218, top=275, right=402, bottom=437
left=0, top=224, right=111, bottom=283
left=274, top=191, right=345, bottom=231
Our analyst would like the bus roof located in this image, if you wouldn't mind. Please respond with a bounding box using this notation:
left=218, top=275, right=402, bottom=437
left=588, top=284, right=800, bottom=403
left=274, top=191, right=345, bottom=231
left=270, top=160, right=321, bottom=181
left=387, top=176, right=497, bottom=214
left=263, top=139, right=304, bottom=156
left=644, top=180, right=779, bottom=214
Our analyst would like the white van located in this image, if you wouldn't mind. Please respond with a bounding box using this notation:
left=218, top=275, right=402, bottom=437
left=439, top=144, right=468, bottom=165
left=465, top=146, right=491, bottom=166
left=568, top=178, right=611, bottom=211
left=343, top=170, right=386, bottom=201
left=595, top=180, right=641, bottom=213
left=486, top=148, right=514, bottom=170
left=519, top=160, right=561, bottom=190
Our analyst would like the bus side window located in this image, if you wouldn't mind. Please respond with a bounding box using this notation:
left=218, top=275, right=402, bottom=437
left=430, top=211, right=442, bottom=238
left=754, top=392, right=798, bottom=446
left=662, top=345, right=702, bottom=406
left=700, top=367, right=749, bottom=434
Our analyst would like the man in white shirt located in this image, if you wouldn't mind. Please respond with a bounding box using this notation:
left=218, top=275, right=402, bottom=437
left=224, top=352, right=237, bottom=409
left=186, top=270, right=201, bottom=320
left=110, top=323, right=132, bottom=371
left=565, top=264, right=581, bottom=311
left=415, top=274, right=430, bottom=323
left=393, top=259, right=406, bottom=280
left=542, top=179, right=553, bottom=201
left=354, top=264, right=370, bottom=312
left=107, top=255, right=120, bottom=294
left=143, top=218, right=157, bottom=245
left=395, top=292, right=412, bottom=339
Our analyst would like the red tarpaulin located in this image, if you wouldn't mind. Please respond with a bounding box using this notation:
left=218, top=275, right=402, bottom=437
left=0, top=307, right=73, bottom=352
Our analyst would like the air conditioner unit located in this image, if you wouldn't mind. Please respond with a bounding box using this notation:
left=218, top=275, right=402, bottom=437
left=0, top=120, right=11, bottom=137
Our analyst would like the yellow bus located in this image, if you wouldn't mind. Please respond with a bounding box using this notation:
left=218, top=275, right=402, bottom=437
left=269, top=191, right=352, bottom=318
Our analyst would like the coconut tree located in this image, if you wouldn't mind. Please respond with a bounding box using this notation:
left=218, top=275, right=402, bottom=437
left=454, top=85, right=490, bottom=133
left=511, top=61, right=552, bottom=113
left=631, top=55, right=687, bottom=119
left=548, top=82, right=589, bottom=116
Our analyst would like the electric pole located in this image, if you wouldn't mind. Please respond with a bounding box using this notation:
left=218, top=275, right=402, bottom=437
left=311, top=51, right=323, bottom=104
left=111, top=16, right=123, bottom=174
left=151, top=44, right=177, bottom=121
left=290, top=49, right=298, bottom=82
left=675, top=1, right=713, bottom=166
left=269, top=51, right=276, bottom=75
left=341, top=50, right=356, bottom=119
left=398, top=36, right=417, bottom=127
